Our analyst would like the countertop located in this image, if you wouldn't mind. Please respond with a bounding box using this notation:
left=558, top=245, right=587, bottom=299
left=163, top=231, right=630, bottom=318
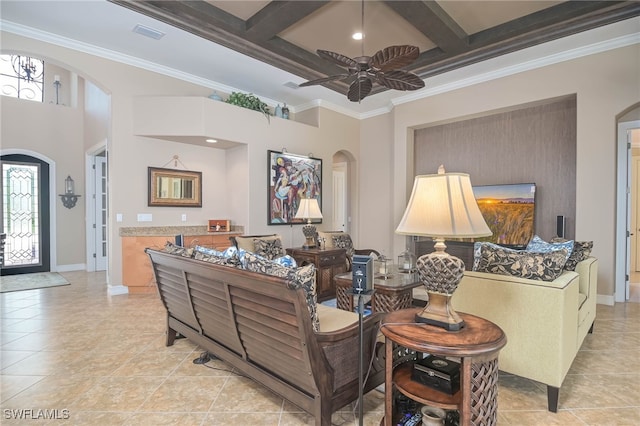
left=119, top=225, right=243, bottom=237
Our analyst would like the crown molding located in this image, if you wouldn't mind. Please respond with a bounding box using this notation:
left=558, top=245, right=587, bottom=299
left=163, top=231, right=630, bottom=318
left=2, top=17, right=638, bottom=121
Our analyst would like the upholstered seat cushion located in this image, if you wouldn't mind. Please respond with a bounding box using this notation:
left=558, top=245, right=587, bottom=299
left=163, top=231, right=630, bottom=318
left=317, top=304, right=359, bottom=332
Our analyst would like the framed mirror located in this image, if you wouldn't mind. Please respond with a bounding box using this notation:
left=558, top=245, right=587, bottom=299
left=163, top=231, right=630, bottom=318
left=148, top=167, right=202, bottom=207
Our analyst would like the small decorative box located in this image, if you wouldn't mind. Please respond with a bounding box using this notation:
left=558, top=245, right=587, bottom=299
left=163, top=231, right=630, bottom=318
left=411, top=355, right=460, bottom=395
left=208, top=219, right=230, bottom=232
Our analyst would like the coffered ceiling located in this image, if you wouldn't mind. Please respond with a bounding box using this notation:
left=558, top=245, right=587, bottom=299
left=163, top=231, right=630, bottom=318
left=1, top=1, right=639, bottom=116
left=110, top=1, right=640, bottom=99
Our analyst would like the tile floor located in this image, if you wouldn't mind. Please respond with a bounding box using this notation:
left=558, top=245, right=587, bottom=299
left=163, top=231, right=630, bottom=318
left=1, top=271, right=639, bottom=425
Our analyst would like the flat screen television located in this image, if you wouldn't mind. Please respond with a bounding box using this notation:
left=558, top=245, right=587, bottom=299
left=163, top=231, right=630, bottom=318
left=471, top=183, right=536, bottom=248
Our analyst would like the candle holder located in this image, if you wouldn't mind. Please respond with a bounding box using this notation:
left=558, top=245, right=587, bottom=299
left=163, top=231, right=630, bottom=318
left=398, top=249, right=417, bottom=273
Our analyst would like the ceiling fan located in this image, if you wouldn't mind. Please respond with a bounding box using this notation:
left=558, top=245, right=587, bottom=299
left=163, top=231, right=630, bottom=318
left=298, top=1, right=425, bottom=102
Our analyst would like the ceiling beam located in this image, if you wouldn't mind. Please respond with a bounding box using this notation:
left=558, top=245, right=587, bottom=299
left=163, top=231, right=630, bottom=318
left=383, top=1, right=468, bottom=53
left=245, top=1, right=328, bottom=41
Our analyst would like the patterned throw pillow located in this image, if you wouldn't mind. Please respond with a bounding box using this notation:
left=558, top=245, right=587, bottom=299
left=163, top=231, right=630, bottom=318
left=472, top=242, right=517, bottom=271
left=193, top=250, right=239, bottom=267
left=474, top=243, right=569, bottom=281
left=272, top=255, right=297, bottom=268
left=221, top=246, right=246, bottom=268
left=162, top=242, right=194, bottom=258
left=551, top=237, right=593, bottom=271
left=244, top=252, right=319, bottom=332
left=526, top=235, right=574, bottom=262
left=194, top=245, right=224, bottom=257
left=332, top=233, right=355, bottom=258
left=253, top=237, right=284, bottom=260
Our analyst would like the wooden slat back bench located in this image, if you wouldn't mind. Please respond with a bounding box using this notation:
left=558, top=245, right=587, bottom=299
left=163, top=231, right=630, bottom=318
left=145, top=248, right=385, bottom=425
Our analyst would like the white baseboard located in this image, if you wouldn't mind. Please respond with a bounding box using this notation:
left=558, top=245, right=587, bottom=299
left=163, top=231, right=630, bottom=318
left=596, top=294, right=615, bottom=306
left=54, top=264, right=86, bottom=272
left=108, top=285, right=129, bottom=296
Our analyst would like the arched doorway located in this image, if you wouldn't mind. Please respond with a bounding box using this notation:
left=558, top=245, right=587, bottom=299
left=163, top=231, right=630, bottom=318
left=1, top=153, right=51, bottom=275
left=332, top=150, right=357, bottom=237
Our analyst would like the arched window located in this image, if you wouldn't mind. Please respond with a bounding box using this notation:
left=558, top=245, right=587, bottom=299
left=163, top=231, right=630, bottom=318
left=0, top=54, right=44, bottom=102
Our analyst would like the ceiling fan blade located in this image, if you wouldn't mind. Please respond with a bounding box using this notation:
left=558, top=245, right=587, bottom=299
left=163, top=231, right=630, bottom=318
left=347, top=78, right=373, bottom=102
left=316, top=50, right=359, bottom=69
left=298, top=74, right=351, bottom=87
left=371, top=45, right=420, bottom=72
left=375, top=70, right=425, bottom=91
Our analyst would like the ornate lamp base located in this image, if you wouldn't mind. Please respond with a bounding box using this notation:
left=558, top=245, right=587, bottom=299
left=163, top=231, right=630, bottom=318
left=415, top=239, right=466, bottom=331
left=415, top=292, right=465, bottom=331
left=302, top=224, right=317, bottom=249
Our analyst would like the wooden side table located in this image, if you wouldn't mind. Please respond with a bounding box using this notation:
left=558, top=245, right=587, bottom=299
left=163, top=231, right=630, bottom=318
left=381, top=308, right=506, bottom=426
left=334, top=270, right=422, bottom=313
left=286, top=247, right=347, bottom=302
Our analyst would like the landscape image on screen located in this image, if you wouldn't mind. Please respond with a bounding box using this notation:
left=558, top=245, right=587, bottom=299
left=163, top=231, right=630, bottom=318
left=471, top=183, right=536, bottom=247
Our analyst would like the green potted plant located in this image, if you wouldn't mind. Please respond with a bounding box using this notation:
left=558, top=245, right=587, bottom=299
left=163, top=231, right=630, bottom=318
left=225, top=92, right=271, bottom=121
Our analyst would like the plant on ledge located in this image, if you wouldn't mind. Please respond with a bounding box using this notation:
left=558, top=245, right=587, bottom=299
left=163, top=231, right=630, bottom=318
left=225, top=92, right=271, bottom=122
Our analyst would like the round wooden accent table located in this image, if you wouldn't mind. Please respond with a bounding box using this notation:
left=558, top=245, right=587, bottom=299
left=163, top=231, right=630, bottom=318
left=381, top=308, right=506, bottom=426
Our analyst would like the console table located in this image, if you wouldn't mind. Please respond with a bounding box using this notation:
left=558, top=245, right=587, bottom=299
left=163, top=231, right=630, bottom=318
left=381, top=308, right=506, bottom=426
left=286, top=247, right=346, bottom=302
left=334, top=270, right=422, bottom=313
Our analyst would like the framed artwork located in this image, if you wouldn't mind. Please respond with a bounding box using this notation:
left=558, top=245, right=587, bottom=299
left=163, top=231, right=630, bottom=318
left=148, top=167, right=202, bottom=207
left=267, top=150, right=322, bottom=225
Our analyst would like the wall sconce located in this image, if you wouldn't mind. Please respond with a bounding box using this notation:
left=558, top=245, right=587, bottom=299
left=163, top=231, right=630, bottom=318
left=59, top=175, right=81, bottom=209
left=53, top=74, right=61, bottom=105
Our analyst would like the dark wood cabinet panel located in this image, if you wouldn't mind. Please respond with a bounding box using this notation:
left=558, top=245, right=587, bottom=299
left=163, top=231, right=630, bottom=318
left=286, top=247, right=347, bottom=302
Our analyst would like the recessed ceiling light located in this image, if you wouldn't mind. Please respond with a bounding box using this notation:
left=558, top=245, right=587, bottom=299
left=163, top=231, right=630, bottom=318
left=352, top=32, right=363, bottom=40
left=205, top=139, right=218, bottom=143
left=132, top=24, right=165, bottom=40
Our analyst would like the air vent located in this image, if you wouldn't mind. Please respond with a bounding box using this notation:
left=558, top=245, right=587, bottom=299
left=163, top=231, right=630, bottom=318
left=132, top=24, right=165, bottom=40
left=283, top=81, right=300, bottom=90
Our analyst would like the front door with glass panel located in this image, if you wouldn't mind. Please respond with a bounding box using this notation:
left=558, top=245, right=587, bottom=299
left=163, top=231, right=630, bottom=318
left=1, top=154, right=50, bottom=275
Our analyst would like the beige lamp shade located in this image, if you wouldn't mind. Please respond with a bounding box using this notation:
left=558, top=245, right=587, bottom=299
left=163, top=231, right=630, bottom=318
left=294, top=198, right=323, bottom=223
left=395, top=167, right=491, bottom=239
left=395, top=165, right=491, bottom=331
left=295, top=197, right=322, bottom=249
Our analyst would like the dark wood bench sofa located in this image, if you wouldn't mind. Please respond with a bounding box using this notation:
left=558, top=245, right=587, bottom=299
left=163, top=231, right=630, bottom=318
left=145, top=248, right=385, bottom=425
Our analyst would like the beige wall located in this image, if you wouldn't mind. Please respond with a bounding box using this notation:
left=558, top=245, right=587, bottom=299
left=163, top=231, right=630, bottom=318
left=1, top=95, right=85, bottom=266
left=1, top=31, right=361, bottom=289
left=372, top=45, right=640, bottom=300
left=2, top=31, right=638, bottom=300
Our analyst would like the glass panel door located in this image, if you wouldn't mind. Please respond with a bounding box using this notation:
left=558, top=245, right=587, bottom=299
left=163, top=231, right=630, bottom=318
left=1, top=155, right=50, bottom=275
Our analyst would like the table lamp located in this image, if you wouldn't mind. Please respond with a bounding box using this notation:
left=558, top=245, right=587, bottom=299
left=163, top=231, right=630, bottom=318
left=395, top=165, right=491, bottom=330
left=294, top=197, right=323, bottom=249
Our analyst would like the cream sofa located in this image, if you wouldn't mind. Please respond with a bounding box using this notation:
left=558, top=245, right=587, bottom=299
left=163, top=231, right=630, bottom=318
left=413, top=257, right=597, bottom=412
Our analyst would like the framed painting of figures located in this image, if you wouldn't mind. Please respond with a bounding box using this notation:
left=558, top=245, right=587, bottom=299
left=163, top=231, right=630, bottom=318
left=267, top=150, right=322, bottom=225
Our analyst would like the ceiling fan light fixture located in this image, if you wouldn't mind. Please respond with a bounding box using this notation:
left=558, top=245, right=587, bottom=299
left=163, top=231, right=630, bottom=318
left=298, top=0, right=424, bottom=102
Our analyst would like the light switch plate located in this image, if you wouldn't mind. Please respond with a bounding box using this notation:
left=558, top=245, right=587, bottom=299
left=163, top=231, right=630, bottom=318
left=137, top=213, right=152, bottom=222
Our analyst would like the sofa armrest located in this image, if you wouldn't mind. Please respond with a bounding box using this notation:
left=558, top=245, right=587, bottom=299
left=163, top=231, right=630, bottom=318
left=575, top=257, right=598, bottom=301
left=451, top=270, right=580, bottom=388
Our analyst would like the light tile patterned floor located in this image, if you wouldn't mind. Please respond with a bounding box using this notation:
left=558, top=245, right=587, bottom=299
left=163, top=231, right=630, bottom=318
left=1, top=271, right=639, bottom=425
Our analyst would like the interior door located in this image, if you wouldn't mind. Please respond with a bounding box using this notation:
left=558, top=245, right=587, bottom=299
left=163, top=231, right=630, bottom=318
left=94, top=155, right=107, bottom=271
left=1, top=154, right=50, bottom=275
left=634, top=156, right=640, bottom=271
left=332, top=162, right=347, bottom=232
